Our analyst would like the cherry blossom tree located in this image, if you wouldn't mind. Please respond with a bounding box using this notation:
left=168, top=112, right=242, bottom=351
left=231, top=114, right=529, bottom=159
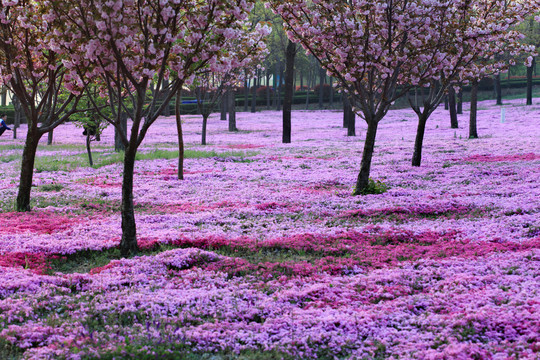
left=268, top=0, right=539, bottom=193
left=46, top=0, right=268, bottom=256
left=409, top=0, right=537, bottom=163
left=0, top=0, right=85, bottom=211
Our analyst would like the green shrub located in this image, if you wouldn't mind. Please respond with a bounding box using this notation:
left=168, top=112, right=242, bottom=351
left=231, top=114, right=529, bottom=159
left=356, top=178, right=389, bottom=195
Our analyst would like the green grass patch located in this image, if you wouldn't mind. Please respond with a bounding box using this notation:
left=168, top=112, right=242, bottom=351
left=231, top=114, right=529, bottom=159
left=33, top=149, right=258, bottom=172
left=38, top=184, right=64, bottom=192
left=0, top=338, right=23, bottom=360
left=48, top=248, right=122, bottom=274
left=81, top=344, right=295, bottom=360
left=0, top=154, right=20, bottom=163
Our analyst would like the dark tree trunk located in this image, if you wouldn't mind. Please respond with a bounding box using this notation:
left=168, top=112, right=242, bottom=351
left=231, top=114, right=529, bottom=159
left=300, top=71, right=303, bottom=90
left=244, top=78, right=249, bottom=112
left=526, top=57, right=535, bottom=106
left=444, top=95, right=449, bottom=110
left=162, top=79, right=170, bottom=117
left=12, top=96, right=20, bottom=139
left=305, top=71, right=311, bottom=110
left=469, top=79, right=479, bottom=139
left=347, top=104, right=356, bottom=136
left=228, top=88, right=237, bottom=131
left=220, top=91, right=227, bottom=121
left=283, top=39, right=296, bottom=144
left=86, top=134, right=94, bottom=166
left=343, top=96, right=350, bottom=128
left=175, top=90, right=184, bottom=180
left=1, top=91, right=5, bottom=106
left=115, top=114, right=127, bottom=152
left=251, top=74, right=258, bottom=113
left=277, top=66, right=284, bottom=111
left=494, top=73, right=502, bottom=105
left=448, top=88, right=458, bottom=129
left=120, top=146, right=139, bottom=257
left=354, top=119, right=379, bottom=195
left=201, top=114, right=208, bottom=145
left=47, top=130, right=53, bottom=145
left=329, top=77, right=334, bottom=107
left=457, top=88, right=463, bottom=114
left=266, top=72, right=271, bottom=110
left=16, top=129, right=41, bottom=211
left=318, top=67, right=325, bottom=109
left=412, top=114, right=428, bottom=167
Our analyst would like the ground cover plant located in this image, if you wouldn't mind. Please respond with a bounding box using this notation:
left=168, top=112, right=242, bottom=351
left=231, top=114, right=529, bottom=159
left=0, top=97, right=539, bottom=359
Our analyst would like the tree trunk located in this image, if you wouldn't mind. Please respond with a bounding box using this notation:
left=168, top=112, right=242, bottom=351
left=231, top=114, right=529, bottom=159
left=494, top=73, right=502, bottom=105
left=457, top=88, right=463, bottom=114
left=305, top=70, right=311, bottom=110
left=277, top=66, right=284, bottom=111
left=220, top=91, right=227, bottom=121
left=347, top=104, right=356, bottom=136
left=412, top=114, right=428, bottom=167
left=329, top=77, right=334, bottom=107
left=343, top=96, right=350, bottom=128
left=13, top=96, right=21, bottom=140
left=176, top=90, right=184, bottom=180
left=526, top=57, right=535, bottom=106
left=16, top=129, right=41, bottom=212
left=162, top=79, right=170, bottom=117
left=444, top=95, right=449, bottom=110
left=47, top=130, right=53, bottom=145
left=469, top=79, right=479, bottom=139
left=86, top=134, right=94, bottom=166
left=244, top=78, right=249, bottom=112
left=318, top=67, right=325, bottom=109
left=228, top=88, right=237, bottom=131
left=283, top=39, right=296, bottom=144
left=120, top=146, right=139, bottom=257
left=251, top=74, right=257, bottom=113
left=353, top=119, right=379, bottom=195
left=1, top=90, right=5, bottom=106
left=266, top=72, right=271, bottom=110
left=201, top=114, right=208, bottom=145
left=448, top=88, right=458, bottom=129
left=115, top=114, right=127, bottom=152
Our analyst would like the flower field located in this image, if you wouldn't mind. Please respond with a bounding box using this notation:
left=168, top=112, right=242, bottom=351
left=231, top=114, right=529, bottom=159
left=0, top=98, right=539, bottom=359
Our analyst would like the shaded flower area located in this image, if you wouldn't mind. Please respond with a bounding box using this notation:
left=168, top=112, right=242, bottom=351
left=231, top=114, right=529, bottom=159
left=0, top=98, right=539, bottom=359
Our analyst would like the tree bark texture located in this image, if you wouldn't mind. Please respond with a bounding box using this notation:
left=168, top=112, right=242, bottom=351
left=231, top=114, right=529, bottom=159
left=448, top=88, right=459, bottom=129
left=469, top=79, right=479, bottom=139
left=175, top=91, right=184, bottom=180
left=318, top=67, right=325, bottom=109
left=494, top=74, right=502, bottom=105
left=220, top=92, right=227, bottom=121
left=343, top=96, right=350, bottom=128
left=282, top=39, right=296, bottom=144
left=120, top=146, right=139, bottom=257
left=251, top=74, right=257, bottom=113
left=201, top=115, right=208, bottom=145
left=457, top=88, right=463, bottom=115
left=266, top=73, right=271, bottom=110
left=526, top=57, right=535, bottom=106
left=47, top=130, right=53, bottom=145
left=412, top=114, right=428, bottom=167
left=347, top=105, right=356, bottom=136
left=16, top=130, right=41, bottom=211
left=115, top=114, right=127, bottom=152
left=354, top=120, right=379, bottom=195
left=228, top=89, right=237, bottom=132
left=244, top=78, right=249, bottom=112
left=329, top=77, right=334, bottom=107
left=86, top=135, right=94, bottom=166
